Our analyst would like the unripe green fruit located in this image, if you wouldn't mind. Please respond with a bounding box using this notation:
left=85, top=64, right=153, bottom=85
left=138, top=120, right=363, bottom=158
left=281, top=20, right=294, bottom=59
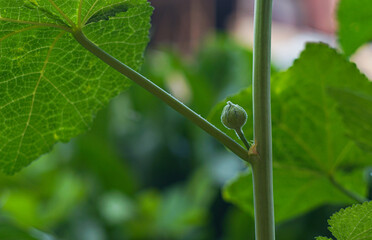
left=221, top=101, right=247, bottom=130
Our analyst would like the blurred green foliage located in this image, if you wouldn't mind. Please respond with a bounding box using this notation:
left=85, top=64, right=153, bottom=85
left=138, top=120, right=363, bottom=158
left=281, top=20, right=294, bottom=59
left=2, top=32, right=366, bottom=239
left=0, top=35, right=257, bottom=240
left=2, top=0, right=372, bottom=235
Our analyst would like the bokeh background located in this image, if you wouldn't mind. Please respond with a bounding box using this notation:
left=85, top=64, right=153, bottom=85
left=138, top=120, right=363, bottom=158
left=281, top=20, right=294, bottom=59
left=1, top=0, right=371, bottom=239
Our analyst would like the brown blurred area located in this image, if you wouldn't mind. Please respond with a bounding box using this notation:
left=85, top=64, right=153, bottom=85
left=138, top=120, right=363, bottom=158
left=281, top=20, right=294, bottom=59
left=149, top=0, right=236, bottom=53
left=236, top=0, right=338, bottom=33
left=149, top=0, right=214, bottom=53
left=148, top=0, right=372, bottom=76
left=149, top=0, right=337, bottom=51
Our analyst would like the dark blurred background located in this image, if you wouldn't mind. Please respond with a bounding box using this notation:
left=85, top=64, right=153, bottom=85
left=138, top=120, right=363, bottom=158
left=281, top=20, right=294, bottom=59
left=0, top=0, right=370, bottom=240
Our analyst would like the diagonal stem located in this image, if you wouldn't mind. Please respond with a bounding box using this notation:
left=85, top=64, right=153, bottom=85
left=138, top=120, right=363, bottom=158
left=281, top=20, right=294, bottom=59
left=72, top=29, right=252, bottom=164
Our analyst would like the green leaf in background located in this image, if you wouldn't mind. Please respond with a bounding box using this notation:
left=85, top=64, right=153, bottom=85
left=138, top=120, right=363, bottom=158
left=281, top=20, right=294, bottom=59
left=0, top=0, right=153, bottom=174
left=223, top=164, right=366, bottom=223
left=124, top=169, right=217, bottom=239
left=0, top=220, right=38, bottom=240
left=209, top=43, right=372, bottom=222
left=337, top=0, right=372, bottom=56
left=328, top=88, right=372, bottom=153
left=316, top=201, right=372, bottom=240
left=1, top=166, right=86, bottom=229
left=272, top=43, right=372, bottom=171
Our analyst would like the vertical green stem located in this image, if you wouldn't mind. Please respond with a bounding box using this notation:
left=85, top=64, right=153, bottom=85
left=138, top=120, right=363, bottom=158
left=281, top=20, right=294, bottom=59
left=251, top=0, right=275, bottom=239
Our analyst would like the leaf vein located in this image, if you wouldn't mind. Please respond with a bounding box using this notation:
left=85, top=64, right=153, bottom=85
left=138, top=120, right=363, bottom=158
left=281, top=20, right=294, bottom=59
left=0, top=25, right=41, bottom=42
left=43, top=76, right=88, bottom=127
left=278, top=123, right=323, bottom=168
left=0, top=94, right=34, bottom=111
left=0, top=72, right=41, bottom=85
left=347, top=206, right=372, bottom=239
left=46, top=0, right=75, bottom=27
left=350, top=228, right=372, bottom=240
left=78, top=0, right=84, bottom=26
left=82, top=0, right=99, bottom=25
left=0, top=17, right=71, bottom=32
left=13, top=31, right=65, bottom=169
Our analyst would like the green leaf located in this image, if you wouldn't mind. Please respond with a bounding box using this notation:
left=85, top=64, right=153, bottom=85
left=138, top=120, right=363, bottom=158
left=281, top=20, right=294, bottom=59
left=318, top=201, right=372, bottom=240
left=337, top=0, right=372, bottom=56
left=222, top=170, right=254, bottom=216
left=210, top=43, right=371, bottom=222
left=315, top=237, right=332, bottom=240
left=272, top=43, right=372, bottom=171
left=0, top=0, right=153, bottom=174
left=328, top=88, right=372, bottom=153
left=223, top=166, right=366, bottom=223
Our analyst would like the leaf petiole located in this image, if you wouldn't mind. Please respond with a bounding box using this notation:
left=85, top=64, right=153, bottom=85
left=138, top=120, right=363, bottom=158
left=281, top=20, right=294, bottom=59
left=72, top=29, right=253, bottom=164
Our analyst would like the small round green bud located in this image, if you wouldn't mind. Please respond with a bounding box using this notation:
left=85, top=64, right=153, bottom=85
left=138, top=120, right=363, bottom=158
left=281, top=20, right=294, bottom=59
left=221, top=101, right=247, bottom=130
